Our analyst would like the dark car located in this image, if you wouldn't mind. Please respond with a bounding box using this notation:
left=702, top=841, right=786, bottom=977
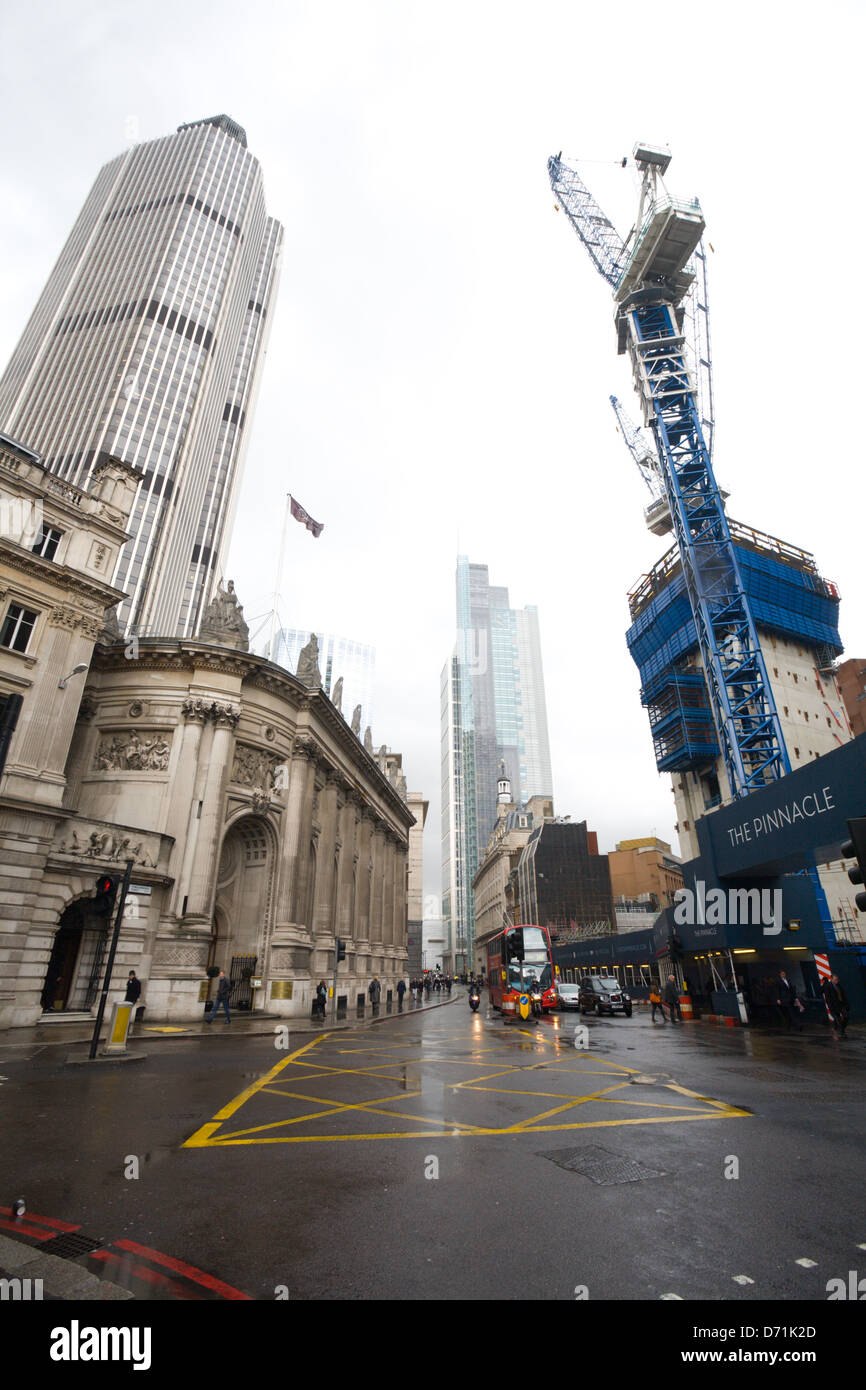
left=579, top=975, right=632, bottom=1017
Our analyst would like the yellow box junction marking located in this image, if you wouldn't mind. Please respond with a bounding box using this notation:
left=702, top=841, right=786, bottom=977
left=183, top=1029, right=750, bottom=1148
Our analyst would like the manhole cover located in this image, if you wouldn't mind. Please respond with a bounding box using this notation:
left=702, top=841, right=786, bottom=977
left=538, top=1145, right=667, bottom=1185
left=41, top=1232, right=105, bottom=1259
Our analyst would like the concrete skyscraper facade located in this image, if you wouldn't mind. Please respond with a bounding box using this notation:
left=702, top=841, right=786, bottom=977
left=441, top=557, right=553, bottom=968
left=0, top=114, right=283, bottom=639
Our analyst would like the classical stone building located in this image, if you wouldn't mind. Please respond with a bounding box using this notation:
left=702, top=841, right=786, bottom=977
left=0, top=438, right=415, bottom=1029
left=473, top=794, right=553, bottom=967
left=0, top=436, right=141, bottom=1027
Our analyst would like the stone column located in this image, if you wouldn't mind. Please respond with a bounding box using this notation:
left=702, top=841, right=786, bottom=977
left=335, top=789, right=357, bottom=942
left=8, top=608, right=100, bottom=805
left=355, top=813, right=373, bottom=948
left=166, top=699, right=209, bottom=917
left=381, top=834, right=395, bottom=950
left=291, top=769, right=321, bottom=931
left=370, top=824, right=385, bottom=951
left=184, top=702, right=239, bottom=926
left=394, top=844, right=408, bottom=956
left=313, top=774, right=339, bottom=936
left=272, top=738, right=317, bottom=933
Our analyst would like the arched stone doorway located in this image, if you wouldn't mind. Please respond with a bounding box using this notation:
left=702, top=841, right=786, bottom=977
left=40, top=897, right=106, bottom=1013
left=212, top=817, right=276, bottom=1006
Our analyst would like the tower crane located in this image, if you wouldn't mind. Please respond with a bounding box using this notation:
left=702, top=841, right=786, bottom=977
left=550, top=141, right=835, bottom=943
left=549, top=142, right=783, bottom=798
left=609, top=394, right=669, bottom=535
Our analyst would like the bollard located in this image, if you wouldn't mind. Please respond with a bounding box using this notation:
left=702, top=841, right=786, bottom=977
left=103, top=1001, right=135, bottom=1055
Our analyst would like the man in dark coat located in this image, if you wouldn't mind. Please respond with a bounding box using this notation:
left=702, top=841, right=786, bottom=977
left=822, top=974, right=849, bottom=1038
left=207, top=970, right=232, bottom=1024
left=368, top=976, right=381, bottom=1013
left=124, top=971, right=142, bottom=1004
left=396, top=978, right=406, bottom=1010
left=776, top=969, right=803, bottom=1032
left=663, top=976, right=682, bottom=1024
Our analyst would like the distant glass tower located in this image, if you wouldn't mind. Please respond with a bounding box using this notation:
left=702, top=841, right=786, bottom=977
left=0, top=115, right=283, bottom=638
left=441, top=557, right=553, bottom=967
left=274, top=628, right=376, bottom=730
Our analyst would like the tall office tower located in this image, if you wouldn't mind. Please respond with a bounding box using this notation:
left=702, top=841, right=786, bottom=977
left=273, top=629, right=376, bottom=730
left=0, top=115, right=283, bottom=637
left=441, top=557, right=553, bottom=968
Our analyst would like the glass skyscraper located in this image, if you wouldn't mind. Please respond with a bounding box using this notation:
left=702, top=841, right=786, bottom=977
left=441, top=557, right=553, bottom=966
left=0, top=115, right=283, bottom=638
left=273, top=628, right=376, bottom=731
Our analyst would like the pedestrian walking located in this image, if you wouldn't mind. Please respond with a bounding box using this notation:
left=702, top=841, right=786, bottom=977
left=316, top=980, right=328, bottom=1021
left=649, top=984, right=666, bottom=1023
left=207, top=970, right=232, bottom=1024
left=663, top=975, right=682, bottom=1024
left=446, top=975, right=452, bottom=995
left=368, top=975, right=381, bottom=1014
left=124, top=971, right=142, bottom=1005
left=776, top=969, right=803, bottom=1032
left=397, top=978, right=406, bottom=1010
left=822, top=974, right=849, bottom=1038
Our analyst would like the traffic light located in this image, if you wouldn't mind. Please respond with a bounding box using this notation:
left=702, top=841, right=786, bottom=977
left=841, top=818, right=866, bottom=913
left=505, top=928, right=524, bottom=963
left=93, top=874, right=120, bottom=917
left=336, top=937, right=346, bottom=962
left=669, top=931, right=685, bottom=963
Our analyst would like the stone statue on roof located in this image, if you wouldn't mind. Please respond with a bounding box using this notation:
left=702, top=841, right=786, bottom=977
left=332, top=676, right=343, bottom=712
left=199, top=579, right=249, bottom=650
left=296, top=633, right=322, bottom=687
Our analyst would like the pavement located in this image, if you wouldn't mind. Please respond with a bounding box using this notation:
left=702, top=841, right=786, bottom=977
left=0, top=988, right=460, bottom=1051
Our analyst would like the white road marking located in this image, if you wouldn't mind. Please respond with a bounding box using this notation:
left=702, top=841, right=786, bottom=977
left=660, top=1293, right=683, bottom=1300
left=795, top=1258, right=818, bottom=1268
left=733, top=1275, right=755, bottom=1285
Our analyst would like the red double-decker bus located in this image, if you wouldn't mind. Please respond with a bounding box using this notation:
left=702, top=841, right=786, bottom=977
left=486, top=924, right=557, bottom=1016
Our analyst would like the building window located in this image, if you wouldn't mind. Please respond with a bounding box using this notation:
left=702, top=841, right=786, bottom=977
left=0, top=603, right=39, bottom=653
left=32, top=525, right=63, bottom=560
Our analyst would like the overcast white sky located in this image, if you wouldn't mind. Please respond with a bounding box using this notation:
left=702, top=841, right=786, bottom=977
left=1, top=0, right=864, bottom=906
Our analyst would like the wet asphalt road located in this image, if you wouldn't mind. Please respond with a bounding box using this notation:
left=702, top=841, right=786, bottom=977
left=1, top=995, right=864, bottom=1301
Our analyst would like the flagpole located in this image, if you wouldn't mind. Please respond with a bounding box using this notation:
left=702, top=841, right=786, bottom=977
left=269, top=494, right=291, bottom=662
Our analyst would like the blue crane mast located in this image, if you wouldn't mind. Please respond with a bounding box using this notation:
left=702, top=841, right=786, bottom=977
left=550, top=144, right=787, bottom=799
left=550, top=143, right=836, bottom=944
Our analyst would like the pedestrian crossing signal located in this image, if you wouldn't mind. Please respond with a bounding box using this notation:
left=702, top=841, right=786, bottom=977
left=506, top=929, right=524, bottom=963
left=93, top=874, right=119, bottom=916
left=336, top=937, right=346, bottom=962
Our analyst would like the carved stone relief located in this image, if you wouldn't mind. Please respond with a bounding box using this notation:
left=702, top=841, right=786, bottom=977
left=93, top=730, right=172, bottom=772
left=56, top=824, right=159, bottom=867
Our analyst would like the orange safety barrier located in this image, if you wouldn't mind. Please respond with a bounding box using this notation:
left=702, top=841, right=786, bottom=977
left=679, top=994, right=694, bottom=1019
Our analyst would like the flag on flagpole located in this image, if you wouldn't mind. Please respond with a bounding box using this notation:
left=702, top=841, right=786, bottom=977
left=289, top=495, right=323, bottom=538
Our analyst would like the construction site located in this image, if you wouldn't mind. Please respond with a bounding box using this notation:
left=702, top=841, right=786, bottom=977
left=548, top=141, right=866, bottom=1012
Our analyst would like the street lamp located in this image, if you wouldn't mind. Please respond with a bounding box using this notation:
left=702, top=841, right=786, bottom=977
left=58, top=662, right=88, bottom=690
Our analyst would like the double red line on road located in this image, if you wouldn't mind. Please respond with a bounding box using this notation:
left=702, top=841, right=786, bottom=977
left=0, top=1205, right=250, bottom=1300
